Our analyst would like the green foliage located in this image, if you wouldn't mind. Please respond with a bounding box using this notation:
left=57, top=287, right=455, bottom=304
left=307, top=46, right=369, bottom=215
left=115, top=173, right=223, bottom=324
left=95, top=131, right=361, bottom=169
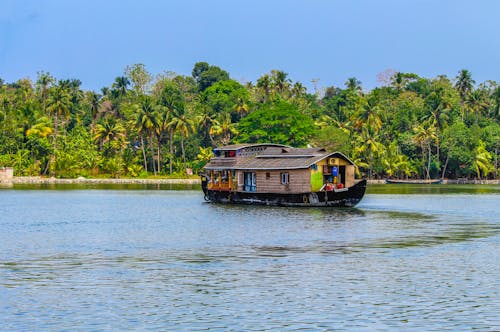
left=192, top=62, right=229, bottom=91
left=0, top=65, right=499, bottom=179
left=237, top=101, right=315, bottom=146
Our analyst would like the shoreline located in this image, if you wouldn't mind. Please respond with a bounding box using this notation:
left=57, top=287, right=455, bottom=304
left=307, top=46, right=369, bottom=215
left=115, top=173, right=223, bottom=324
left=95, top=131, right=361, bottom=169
left=2, top=176, right=201, bottom=185
left=1, top=177, right=499, bottom=186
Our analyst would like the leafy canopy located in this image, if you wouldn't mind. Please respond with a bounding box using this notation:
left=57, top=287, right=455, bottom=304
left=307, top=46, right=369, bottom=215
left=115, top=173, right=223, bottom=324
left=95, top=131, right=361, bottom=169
left=236, top=101, right=315, bottom=147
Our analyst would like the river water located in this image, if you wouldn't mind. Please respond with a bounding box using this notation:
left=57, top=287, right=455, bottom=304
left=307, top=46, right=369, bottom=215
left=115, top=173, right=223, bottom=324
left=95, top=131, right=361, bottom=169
left=1, top=184, right=499, bottom=331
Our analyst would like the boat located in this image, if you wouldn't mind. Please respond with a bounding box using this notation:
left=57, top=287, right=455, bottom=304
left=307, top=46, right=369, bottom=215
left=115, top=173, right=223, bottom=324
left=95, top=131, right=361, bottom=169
left=200, top=143, right=366, bottom=207
left=385, top=178, right=443, bottom=184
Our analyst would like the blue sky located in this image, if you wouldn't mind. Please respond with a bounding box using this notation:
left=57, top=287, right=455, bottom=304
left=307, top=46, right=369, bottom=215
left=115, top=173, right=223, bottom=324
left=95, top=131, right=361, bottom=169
left=1, top=0, right=499, bottom=91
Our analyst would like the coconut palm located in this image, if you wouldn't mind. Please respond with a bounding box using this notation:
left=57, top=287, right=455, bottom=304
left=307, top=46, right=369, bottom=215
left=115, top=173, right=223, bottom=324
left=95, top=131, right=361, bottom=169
left=158, top=83, right=185, bottom=174
left=168, top=110, right=195, bottom=170
left=233, top=96, right=249, bottom=116
left=455, top=69, right=475, bottom=103
left=270, top=70, right=291, bottom=97
left=134, top=96, right=159, bottom=173
left=112, top=76, right=130, bottom=98
left=345, top=77, right=362, bottom=92
left=256, top=74, right=271, bottom=102
left=46, top=86, right=71, bottom=146
left=86, top=91, right=101, bottom=122
left=465, top=89, right=490, bottom=123
left=472, top=141, right=493, bottom=179
left=209, top=113, right=238, bottom=146
left=26, top=117, right=53, bottom=138
left=413, top=120, right=438, bottom=179
left=93, top=118, right=127, bottom=155
left=351, top=97, right=382, bottom=134
left=36, top=71, right=54, bottom=111
left=291, top=82, right=307, bottom=99
left=355, top=129, right=385, bottom=178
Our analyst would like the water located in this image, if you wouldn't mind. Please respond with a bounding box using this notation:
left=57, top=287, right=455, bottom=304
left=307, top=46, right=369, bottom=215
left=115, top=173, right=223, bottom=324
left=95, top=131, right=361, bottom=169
left=1, top=184, right=499, bottom=331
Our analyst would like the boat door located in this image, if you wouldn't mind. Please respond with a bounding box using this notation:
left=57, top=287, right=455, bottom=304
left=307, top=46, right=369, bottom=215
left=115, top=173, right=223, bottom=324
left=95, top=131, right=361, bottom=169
left=339, top=166, right=346, bottom=186
left=244, top=172, right=256, bottom=192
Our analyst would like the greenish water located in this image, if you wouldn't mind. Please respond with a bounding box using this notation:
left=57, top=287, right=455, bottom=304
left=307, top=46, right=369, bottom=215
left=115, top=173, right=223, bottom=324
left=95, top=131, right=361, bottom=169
left=1, top=184, right=499, bottom=331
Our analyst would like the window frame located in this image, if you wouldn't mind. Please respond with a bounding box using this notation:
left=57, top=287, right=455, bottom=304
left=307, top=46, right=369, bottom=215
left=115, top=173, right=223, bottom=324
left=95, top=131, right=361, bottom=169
left=280, top=172, right=289, bottom=185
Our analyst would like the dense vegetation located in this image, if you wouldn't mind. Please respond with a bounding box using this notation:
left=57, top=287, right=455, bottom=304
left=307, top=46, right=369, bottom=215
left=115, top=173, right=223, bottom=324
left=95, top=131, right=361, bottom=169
left=1, top=63, right=499, bottom=179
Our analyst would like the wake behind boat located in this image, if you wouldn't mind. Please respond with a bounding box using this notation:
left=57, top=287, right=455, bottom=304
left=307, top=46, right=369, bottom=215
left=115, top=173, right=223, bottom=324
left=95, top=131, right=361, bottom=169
left=200, top=143, right=366, bottom=207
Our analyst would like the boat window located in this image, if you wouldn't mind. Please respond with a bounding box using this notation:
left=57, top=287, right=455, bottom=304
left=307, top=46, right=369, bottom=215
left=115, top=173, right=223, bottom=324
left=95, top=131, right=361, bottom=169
left=281, top=172, right=289, bottom=185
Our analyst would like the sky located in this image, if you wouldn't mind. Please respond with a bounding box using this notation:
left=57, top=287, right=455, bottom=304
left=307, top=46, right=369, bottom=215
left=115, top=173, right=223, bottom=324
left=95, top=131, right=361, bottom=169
left=1, top=0, right=500, bottom=92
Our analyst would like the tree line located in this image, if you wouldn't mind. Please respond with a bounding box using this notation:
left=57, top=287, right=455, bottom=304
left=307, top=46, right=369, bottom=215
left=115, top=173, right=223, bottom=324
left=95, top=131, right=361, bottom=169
left=0, top=63, right=499, bottom=179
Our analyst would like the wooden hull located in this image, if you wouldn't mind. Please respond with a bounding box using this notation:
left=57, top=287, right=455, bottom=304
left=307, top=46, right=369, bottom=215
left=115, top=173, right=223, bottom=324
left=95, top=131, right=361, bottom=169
left=202, top=179, right=367, bottom=207
left=385, top=179, right=443, bottom=184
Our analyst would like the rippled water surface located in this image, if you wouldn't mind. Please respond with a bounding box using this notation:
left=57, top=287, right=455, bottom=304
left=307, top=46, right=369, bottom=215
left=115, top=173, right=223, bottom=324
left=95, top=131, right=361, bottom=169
left=1, top=184, right=499, bottom=331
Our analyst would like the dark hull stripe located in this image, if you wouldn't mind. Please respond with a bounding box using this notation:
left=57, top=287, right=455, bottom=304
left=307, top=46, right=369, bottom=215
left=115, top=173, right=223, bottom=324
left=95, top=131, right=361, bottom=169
left=202, top=179, right=367, bottom=207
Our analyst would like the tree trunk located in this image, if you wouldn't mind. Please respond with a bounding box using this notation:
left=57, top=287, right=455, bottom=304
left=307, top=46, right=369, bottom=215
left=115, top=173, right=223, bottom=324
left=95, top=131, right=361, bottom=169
left=141, top=135, right=147, bottom=172
left=157, top=134, right=161, bottom=174
left=495, top=146, right=498, bottom=178
left=169, top=129, right=174, bottom=174
left=181, top=136, right=186, bottom=171
left=441, top=152, right=449, bottom=180
left=420, top=142, right=426, bottom=179
left=426, top=143, right=431, bottom=179
left=150, top=134, right=156, bottom=175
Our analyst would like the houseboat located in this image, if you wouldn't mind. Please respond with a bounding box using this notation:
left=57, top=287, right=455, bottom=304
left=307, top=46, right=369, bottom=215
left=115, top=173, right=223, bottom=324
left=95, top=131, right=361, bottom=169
left=200, top=143, right=366, bottom=207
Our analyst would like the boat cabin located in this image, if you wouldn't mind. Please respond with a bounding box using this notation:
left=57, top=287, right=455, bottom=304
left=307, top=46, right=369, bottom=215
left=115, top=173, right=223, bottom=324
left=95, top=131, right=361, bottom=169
left=203, top=143, right=356, bottom=194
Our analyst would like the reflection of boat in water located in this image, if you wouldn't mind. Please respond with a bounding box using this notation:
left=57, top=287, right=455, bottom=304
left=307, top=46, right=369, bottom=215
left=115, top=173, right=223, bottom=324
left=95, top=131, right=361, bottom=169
left=200, top=143, right=366, bottom=207
left=385, top=179, right=443, bottom=184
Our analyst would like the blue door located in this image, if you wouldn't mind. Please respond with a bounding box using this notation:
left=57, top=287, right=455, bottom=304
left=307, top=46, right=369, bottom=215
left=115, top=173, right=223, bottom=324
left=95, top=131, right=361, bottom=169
left=244, top=172, right=256, bottom=192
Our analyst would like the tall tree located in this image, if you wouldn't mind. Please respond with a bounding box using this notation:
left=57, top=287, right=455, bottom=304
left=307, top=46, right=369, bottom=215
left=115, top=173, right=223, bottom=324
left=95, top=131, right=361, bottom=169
left=191, top=62, right=229, bottom=91
left=125, top=64, right=152, bottom=95
left=134, top=96, right=158, bottom=173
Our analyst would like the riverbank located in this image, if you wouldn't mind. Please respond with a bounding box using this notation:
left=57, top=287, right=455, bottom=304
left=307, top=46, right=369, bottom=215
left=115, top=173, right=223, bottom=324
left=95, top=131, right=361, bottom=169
left=367, top=179, right=500, bottom=184
left=2, top=176, right=201, bottom=185
left=1, top=177, right=499, bottom=186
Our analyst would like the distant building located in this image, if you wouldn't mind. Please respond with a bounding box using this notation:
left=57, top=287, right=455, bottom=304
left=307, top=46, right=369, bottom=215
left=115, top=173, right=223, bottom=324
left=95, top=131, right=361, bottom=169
left=0, top=167, right=14, bottom=180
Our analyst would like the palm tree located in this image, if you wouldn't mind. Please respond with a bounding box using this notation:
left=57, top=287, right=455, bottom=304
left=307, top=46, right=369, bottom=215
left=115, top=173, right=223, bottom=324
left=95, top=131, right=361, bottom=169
left=291, top=82, right=307, bottom=99
left=112, top=76, right=130, bottom=98
left=233, top=97, right=249, bottom=116
left=351, top=97, right=382, bottom=134
left=455, top=69, right=475, bottom=102
left=209, top=113, right=238, bottom=146
left=168, top=111, right=195, bottom=170
left=134, top=96, right=159, bottom=174
left=413, top=120, right=438, bottom=179
left=270, top=70, right=291, bottom=97
left=455, top=69, right=475, bottom=119
left=465, top=89, right=490, bottom=123
left=46, top=86, right=71, bottom=147
left=256, top=74, right=271, bottom=102
left=36, top=71, right=54, bottom=111
left=86, top=91, right=101, bottom=122
left=382, top=141, right=416, bottom=179
left=93, top=118, right=127, bottom=156
left=491, top=86, right=500, bottom=120
left=356, top=129, right=385, bottom=179
left=345, top=77, right=362, bottom=92
left=472, top=141, right=493, bottom=179
left=26, top=117, right=53, bottom=138
left=158, top=83, right=185, bottom=174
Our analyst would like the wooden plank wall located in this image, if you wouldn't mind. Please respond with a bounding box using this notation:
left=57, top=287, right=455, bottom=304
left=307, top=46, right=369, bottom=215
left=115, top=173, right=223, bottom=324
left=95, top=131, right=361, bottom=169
left=236, top=169, right=311, bottom=193
left=345, top=165, right=355, bottom=188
